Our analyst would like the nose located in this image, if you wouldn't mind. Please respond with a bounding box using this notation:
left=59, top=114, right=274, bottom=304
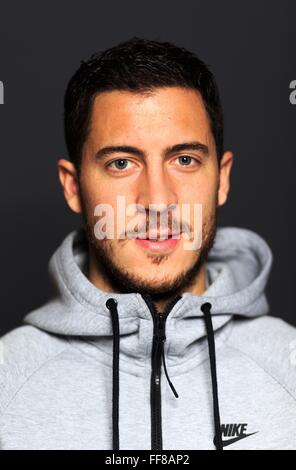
left=136, top=163, right=178, bottom=213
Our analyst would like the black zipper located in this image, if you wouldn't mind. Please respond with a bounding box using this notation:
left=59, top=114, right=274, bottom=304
left=142, top=294, right=182, bottom=450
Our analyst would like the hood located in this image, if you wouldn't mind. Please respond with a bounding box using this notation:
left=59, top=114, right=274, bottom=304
left=23, top=225, right=273, bottom=334
left=23, top=225, right=273, bottom=450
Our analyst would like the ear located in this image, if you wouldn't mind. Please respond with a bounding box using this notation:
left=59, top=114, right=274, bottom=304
left=57, top=159, right=82, bottom=213
left=217, top=151, right=234, bottom=207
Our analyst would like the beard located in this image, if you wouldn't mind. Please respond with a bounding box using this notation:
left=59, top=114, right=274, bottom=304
left=81, top=197, right=219, bottom=303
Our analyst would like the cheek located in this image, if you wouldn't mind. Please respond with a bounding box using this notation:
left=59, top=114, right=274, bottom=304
left=178, top=178, right=217, bottom=229
left=80, top=174, right=118, bottom=212
left=81, top=184, right=133, bottom=238
left=180, top=178, right=216, bottom=206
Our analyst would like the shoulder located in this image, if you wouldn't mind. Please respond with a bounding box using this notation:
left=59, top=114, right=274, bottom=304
left=0, top=325, right=68, bottom=414
left=226, top=315, right=296, bottom=399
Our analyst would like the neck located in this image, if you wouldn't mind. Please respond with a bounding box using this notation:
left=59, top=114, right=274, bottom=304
left=150, top=264, right=207, bottom=312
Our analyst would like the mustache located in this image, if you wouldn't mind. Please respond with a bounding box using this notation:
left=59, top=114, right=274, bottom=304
left=124, top=217, right=192, bottom=239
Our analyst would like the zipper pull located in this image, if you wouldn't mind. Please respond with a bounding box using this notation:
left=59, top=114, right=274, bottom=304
left=154, top=313, right=166, bottom=343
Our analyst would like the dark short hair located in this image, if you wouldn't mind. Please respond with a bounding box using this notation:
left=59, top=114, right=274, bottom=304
left=64, top=37, right=224, bottom=172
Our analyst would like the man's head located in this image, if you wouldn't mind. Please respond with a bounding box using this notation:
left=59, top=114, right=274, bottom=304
left=58, top=37, right=233, bottom=300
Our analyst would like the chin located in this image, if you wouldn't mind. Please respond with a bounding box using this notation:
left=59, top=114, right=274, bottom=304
left=133, top=272, right=180, bottom=289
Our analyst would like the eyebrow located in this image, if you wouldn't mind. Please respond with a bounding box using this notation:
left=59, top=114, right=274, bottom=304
left=94, top=141, right=209, bottom=160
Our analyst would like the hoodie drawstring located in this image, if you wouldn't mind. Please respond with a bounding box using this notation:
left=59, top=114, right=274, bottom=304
left=201, top=302, right=223, bottom=450
left=105, top=298, right=120, bottom=450
left=161, top=347, right=179, bottom=398
left=106, top=297, right=223, bottom=451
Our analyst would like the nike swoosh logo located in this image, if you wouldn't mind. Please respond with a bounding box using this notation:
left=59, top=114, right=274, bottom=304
left=214, top=432, right=258, bottom=447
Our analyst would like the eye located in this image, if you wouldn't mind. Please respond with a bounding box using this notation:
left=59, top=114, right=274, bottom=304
left=107, top=159, right=131, bottom=170
left=176, top=155, right=201, bottom=167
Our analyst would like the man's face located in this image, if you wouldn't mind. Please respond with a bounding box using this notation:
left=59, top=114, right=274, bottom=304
left=60, top=87, right=233, bottom=297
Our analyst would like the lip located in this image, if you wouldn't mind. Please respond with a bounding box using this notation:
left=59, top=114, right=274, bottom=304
left=133, top=234, right=181, bottom=253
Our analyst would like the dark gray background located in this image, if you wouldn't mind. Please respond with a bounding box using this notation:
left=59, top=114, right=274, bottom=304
left=0, top=1, right=295, bottom=335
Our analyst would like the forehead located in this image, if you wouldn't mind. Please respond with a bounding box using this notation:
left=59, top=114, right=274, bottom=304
left=88, top=87, right=214, bottom=148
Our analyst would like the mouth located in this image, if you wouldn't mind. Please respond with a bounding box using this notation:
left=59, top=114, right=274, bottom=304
left=132, top=231, right=181, bottom=253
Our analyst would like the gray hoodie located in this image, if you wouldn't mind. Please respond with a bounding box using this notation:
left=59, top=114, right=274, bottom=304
left=0, top=226, right=296, bottom=450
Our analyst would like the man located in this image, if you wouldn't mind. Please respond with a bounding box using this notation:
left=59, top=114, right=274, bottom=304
left=1, top=37, right=296, bottom=451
